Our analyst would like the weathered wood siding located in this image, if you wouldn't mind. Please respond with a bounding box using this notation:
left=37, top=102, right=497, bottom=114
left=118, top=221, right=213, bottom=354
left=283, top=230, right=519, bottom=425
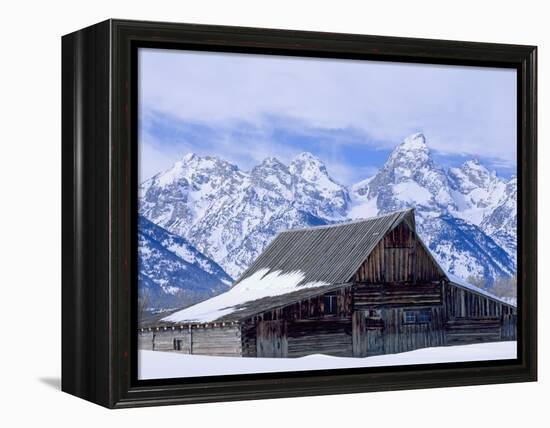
left=137, top=325, right=242, bottom=356
left=444, top=282, right=503, bottom=318
left=138, top=328, right=192, bottom=353
left=352, top=307, right=445, bottom=357
left=138, top=330, right=155, bottom=351
left=191, top=326, right=242, bottom=356
left=256, top=320, right=287, bottom=357
left=353, top=283, right=442, bottom=309
left=384, top=307, right=446, bottom=354
left=352, top=311, right=367, bottom=357
left=353, top=222, right=442, bottom=284
left=444, top=317, right=502, bottom=345
left=241, top=322, right=257, bottom=358
left=501, top=313, right=517, bottom=340
left=243, top=286, right=352, bottom=324
left=243, top=286, right=354, bottom=358
left=286, top=320, right=352, bottom=357
left=443, top=282, right=517, bottom=343
left=251, top=319, right=353, bottom=358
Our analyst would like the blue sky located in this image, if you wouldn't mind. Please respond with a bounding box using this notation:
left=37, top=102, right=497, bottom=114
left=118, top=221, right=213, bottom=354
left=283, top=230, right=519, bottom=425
left=138, top=48, right=517, bottom=185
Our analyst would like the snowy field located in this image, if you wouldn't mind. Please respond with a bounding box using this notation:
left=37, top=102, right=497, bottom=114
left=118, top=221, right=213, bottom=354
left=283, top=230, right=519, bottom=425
left=139, top=341, right=516, bottom=380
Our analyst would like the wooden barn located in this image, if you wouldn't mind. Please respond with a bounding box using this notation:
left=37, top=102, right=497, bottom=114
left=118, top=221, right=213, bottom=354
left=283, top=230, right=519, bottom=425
left=138, top=209, right=517, bottom=358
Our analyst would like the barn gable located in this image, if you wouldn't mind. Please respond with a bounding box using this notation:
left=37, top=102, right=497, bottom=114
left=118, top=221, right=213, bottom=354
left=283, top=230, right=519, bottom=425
left=353, top=219, right=445, bottom=284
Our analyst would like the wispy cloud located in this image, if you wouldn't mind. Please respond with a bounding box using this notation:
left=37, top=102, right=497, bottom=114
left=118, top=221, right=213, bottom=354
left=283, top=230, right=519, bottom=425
left=138, top=48, right=517, bottom=183
left=139, top=110, right=392, bottom=184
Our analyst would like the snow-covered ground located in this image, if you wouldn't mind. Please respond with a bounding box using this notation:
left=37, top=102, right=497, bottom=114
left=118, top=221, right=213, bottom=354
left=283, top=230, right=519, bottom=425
left=139, top=341, right=516, bottom=380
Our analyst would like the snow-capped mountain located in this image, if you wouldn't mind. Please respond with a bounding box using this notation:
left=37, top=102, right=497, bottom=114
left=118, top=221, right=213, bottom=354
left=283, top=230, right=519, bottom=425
left=140, top=152, right=349, bottom=278
left=138, top=216, right=232, bottom=309
left=480, top=177, right=517, bottom=257
left=139, top=132, right=516, bottom=291
left=351, top=133, right=457, bottom=215
left=348, top=133, right=516, bottom=282
left=447, top=158, right=517, bottom=250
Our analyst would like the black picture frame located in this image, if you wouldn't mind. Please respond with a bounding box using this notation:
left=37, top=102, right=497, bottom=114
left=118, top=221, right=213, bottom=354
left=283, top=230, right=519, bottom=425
left=61, top=19, right=537, bottom=408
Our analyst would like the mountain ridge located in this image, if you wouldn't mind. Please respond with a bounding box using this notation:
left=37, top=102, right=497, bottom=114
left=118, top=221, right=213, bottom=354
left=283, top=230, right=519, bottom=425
left=139, top=133, right=516, bottom=295
left=138, top=216, right=233, bottom=310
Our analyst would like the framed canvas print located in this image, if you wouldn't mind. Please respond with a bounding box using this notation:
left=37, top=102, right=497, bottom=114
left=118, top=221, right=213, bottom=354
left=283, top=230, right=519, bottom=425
left=62, top=19, right=537, bottom=408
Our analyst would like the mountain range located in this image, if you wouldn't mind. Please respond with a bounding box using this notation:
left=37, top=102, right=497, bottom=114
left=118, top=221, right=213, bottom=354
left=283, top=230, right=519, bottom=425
left=138, top=132, right=517, bottom=310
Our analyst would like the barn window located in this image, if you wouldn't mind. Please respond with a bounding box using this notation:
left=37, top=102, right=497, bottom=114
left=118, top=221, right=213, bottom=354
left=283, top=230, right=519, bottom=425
left=403, top=311, right=416, bottom=324
left=324, top=295, right=338, bottom=315
left=418, top=310, right=432, bottom=323
left=403, top=310, right=432, bottom=324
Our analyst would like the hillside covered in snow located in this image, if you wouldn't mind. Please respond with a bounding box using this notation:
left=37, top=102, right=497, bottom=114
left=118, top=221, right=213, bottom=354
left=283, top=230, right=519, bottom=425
left=138, top=216, right=232, bottom=311
left=139, top=133, right=517, bottom=310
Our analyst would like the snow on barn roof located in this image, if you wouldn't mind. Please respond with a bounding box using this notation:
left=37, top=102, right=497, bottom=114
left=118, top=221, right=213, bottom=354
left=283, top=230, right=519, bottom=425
left=161, top=210, right=413, bottom=324
left=161, top=269, right=346, bottom=324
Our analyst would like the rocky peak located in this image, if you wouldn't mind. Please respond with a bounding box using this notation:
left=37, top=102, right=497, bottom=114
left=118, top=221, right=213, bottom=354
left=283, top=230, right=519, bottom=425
left=256, top=156, right=288, bottom=170
left=250, top=157, right=292, bottom=190
left=385, top=132, right=433, bottom=172
left=290, top=152, right=329, bottom=178
left=181, top=152, right=198, bottom=162
left=365, top=133, right=455, bottom=213
left=461, top=159, right=492, bottom=184
left=401, top=132, right=428, bottom=150
left=449, top=159, right=499, bottom=194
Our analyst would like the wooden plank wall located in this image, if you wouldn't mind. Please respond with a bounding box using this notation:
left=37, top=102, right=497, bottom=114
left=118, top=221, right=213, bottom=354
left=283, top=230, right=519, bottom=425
left=352, top=307, right=446, bottom=357
left=138, top=330, right=155, bottom=351
left=191, top=326, right=242, bottom=356
left=501, top=314, right=517, bottom=340
left=242, top=286, right=354, bottom=358
left=444, top=282, right=505, bottom=318
left=241, top=322, right=257, bottom=358
left=384, top=307, right=445, bottom=356
left=138, top=329, right=191, bottom=353
left=137, top=326, right=242, bottom=356
left=256, top=320, right=287, bottom=357
left=444, top=317, right=502, bottom=345
left=286, top=320, right=352, bottom=358
left=244, top=286, right=352, bottom=324
left=443, top=282, right=517, bottom=342
left=353, top=283, right=442, bottom=309
left=353, top=222, right=441, bottom=284
left=352, top=311, right=367, bottom=357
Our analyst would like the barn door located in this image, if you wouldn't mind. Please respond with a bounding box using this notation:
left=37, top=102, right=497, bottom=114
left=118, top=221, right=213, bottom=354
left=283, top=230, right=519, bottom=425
left=256, top=320, right=287, bottom=358
left=366, top=311, right=385, bottom=356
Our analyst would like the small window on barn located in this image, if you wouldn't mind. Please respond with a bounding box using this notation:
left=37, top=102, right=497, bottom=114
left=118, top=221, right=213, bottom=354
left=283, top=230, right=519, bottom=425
left=403, top=311, right=416, bottom=324
left=418, top=310, right=432, bottom=323
left=324, top=295, right=338, bottom=315
left=173, top=339, right=183, bottom=351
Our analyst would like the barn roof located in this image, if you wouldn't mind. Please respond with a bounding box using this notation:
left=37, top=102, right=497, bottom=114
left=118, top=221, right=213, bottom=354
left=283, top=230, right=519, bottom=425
left=236, top=209, right=415, bottom=287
